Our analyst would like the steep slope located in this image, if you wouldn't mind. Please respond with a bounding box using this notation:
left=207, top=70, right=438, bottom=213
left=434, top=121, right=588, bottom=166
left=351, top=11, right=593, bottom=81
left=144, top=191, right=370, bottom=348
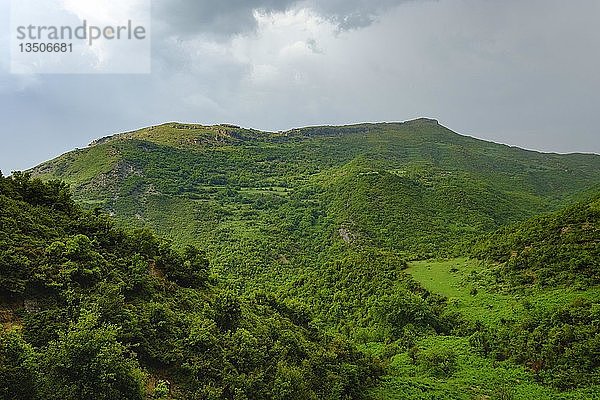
left=0, top=173, right=379, bottom=399
left=473, top=190, right=600, bottom=288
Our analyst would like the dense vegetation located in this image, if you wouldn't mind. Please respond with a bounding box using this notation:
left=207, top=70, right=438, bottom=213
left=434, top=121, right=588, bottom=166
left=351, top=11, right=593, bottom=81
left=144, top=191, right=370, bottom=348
left=31, top=119, right=600, bottom=264
left=462, top=191, right=600, bottom=391
left=0, top=173, right=380, bottom=399
left=403, top=259, right=600, bottom=398
left=2, top=119, right=598, bottom=398
left=470, top=297, right=600, bottom=389
left=473, top=191, right=600, bottom=288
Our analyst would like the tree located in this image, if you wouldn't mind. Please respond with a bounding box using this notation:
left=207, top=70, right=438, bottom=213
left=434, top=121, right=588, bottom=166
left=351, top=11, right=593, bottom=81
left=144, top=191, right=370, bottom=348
left=214, top=292, right=242, bottom=332
left=157, top=244, right=209, bottom=288
left=0, top=330, right=37, bottom=400
left=36, top=312, right=146, bottom=400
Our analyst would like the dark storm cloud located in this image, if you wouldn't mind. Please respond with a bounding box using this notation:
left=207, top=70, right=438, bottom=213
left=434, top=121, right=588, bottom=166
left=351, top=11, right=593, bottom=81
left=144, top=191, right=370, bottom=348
left=305, top=0, right=418, bottom=30
left=154, top=0, right=414, bottom=37
left=154, top=0, right=297, bottom=37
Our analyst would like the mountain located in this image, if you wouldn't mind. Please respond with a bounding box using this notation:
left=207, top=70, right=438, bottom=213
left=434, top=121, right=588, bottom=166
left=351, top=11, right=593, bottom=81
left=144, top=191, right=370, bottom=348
left=29, top=117, right=600, bottom=329
left=30, top=119, right=600, bottom=266
left=20, top=119, right=600, bottom=398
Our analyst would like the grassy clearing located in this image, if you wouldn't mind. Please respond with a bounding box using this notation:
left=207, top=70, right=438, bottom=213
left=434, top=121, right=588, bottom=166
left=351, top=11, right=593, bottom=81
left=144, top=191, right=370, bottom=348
left=406, top=258, right=600, bottom=327
left=406, top=258, right=520, bottom=326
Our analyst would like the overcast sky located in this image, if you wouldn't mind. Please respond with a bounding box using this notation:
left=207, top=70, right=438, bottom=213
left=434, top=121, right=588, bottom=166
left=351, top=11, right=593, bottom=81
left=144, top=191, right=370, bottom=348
left=1, top=0, right=600, bottom=173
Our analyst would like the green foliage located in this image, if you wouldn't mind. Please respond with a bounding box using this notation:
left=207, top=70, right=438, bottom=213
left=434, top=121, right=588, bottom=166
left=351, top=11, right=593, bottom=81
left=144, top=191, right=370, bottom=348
left=470, top=298, right=600, bottom=389
left=152, top=380, right=169, bottom=399
left=36, top=312, right=146, bottom=400
left=13, top=120, right=600, bottom=398
left=0, top=174, right=379, bottom=399
left=213, top=291, right=242, bottom=332
left=414, top=346, right=458, bottom=378
left=0, top=330, right=37, bottom=400
left=157, top=244, right=209, bottom=288
left=30, top=120, right=600, bottom=270
left=407, top=258, right=600, bottom=394
left=473, top=191, right=600, bottom=288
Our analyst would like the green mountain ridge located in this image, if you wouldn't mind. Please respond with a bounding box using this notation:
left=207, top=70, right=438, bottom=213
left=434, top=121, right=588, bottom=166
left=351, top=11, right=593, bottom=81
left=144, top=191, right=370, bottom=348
left=29, top=119, right=600, bottom=264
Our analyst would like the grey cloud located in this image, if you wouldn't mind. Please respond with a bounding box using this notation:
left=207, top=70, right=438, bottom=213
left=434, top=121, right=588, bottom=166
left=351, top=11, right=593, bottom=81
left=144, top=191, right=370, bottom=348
left=154, top=0, right=297, bottom=38
left=306, top=38, right=323, bottom=54
left=304, top=0, right=416, bottom=30
left=154, top=0, right=414, bottom=38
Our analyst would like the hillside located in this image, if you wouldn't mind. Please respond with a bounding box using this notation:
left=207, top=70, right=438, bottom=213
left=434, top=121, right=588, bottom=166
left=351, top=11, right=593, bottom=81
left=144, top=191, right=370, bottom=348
left=0, top=173, right=379, bottom=399
left=402, top=258, right=600, bottom=397
left=473, top=190, right=600, bottom=288
left=2, top=179, right=598, bottom=400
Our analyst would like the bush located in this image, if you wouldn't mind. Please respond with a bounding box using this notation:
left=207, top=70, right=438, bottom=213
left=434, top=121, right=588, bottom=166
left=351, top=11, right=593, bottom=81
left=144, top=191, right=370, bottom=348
left=416, top=347, right=458, bottom=377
